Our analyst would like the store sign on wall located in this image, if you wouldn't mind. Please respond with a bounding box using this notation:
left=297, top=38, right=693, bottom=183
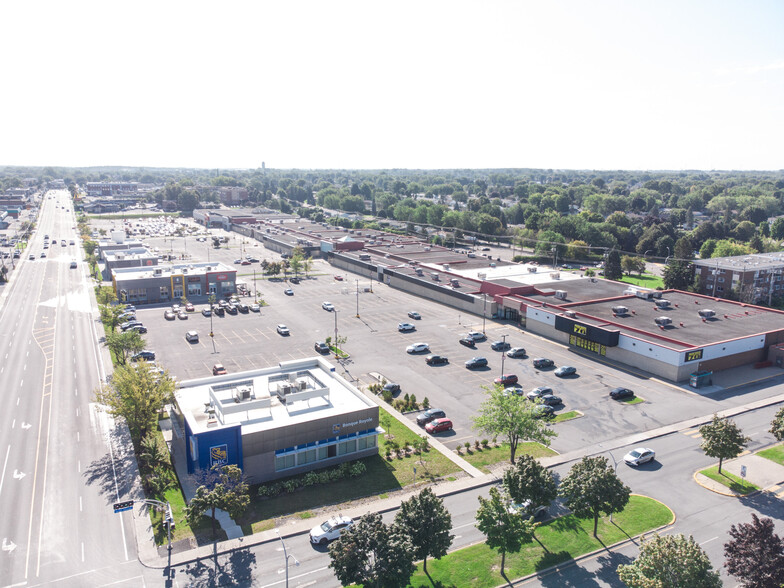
left=685, top=349, right=704, bottom=362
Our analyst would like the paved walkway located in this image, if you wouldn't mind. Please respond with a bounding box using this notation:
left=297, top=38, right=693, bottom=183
left=695, top=450, right=784, bottom=497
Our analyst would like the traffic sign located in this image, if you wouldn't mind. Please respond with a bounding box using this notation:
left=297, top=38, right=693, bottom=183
left=113, top=500, right=134, bottom=513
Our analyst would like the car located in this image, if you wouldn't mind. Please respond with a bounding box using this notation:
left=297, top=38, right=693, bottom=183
left=408, top=311, right=421, bottom=320
left=69, top=240, right=75, bottom=245
left=416, top=409, right=447, bottom=427
left=425, top=354, right=448, bottom=365
left=185, top=330, right=199, bottom=343
left=178, top=311, right=188, bottom=320
left=533, top=358, right=555, bottom=369
left=459, top=336, right=476, bottom=347
left=554, top=366, right=577, bottom=377
left=314, top=341, right=329, bottom=354
left=610, top=387, right=635, bottom=400
left=212, top=305, right=225, bottom=317
left=382, top=383, right=401, bottom=395
left=69, top=260, right=78, bottom=269
left=277, top=324, right=290, bottom=336
left=233, top=258, right=243, bottom=264
left=526, top=386, right=554, bottom=400
left=284, top=288, right=294, bottom=296
left=128, top=325, right=148, bottom=334
left=185, top=302, right=195, bottom=312
left=218, top=299, right=230, bottom=308
left=494, top=374, right=518, bottom=386
left=539, top=394, right=563, bottom=406
left=532, top=404, right=555, bottom=418
left=120, top=320, right=143, bottom=331
left=623, top=447, right=655, bottom=466
left=118, top=310, right=136, bottom=320
left=40, top=252, right=46, bottom=258
left=131, top=350, right=156, bottom=362
left=246, top=257, right=259, bottom=263
left=425, top=418, right=453, bottom=434
left=508, top=500, right=548, bottom=520
left=212, top=364, right=227, bottom=376
left=322, top=301, right=335, bottom=311
left=240, top=260, right=252, bottom=266
left=225, top=305, right=238, bottom=315
left=124, top=305, right=137, bottom=312
left=202, top=307, right=212, bottom=317
left=406, top=342, right=430, bottom=354
left=467, top=331, right=486, bottom=341
left=506, top=347, right=526, bottom=358
left=250, top=303, right=260, bottom=312
left=334, top=275, right=343, bottom=281
left=503, top=387, right=524, bottom=396
left=398, top=322, right=416, bottom=332
left=237, top=304, right=249, bottom=313
left=490, top=340, right=511, bottom=351
left=309, top=516, right=354, bottom=545
left=29, top=254, right=35, bottom=260
left=172, top=304, right=181, bottom=312
left=465, top=357, right=488, bottom=369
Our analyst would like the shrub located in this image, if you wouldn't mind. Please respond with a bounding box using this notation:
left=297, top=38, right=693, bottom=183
left=282, top=479, right=299, bottom=493
left=410, top=394, right=417, bottom=410
left=420, top=435, right=430, bottom=451
left=349, top=461, right=366, bottom=477
left=492, top=436, right=498, bottom=446
left=303, top=472, right=320, bottom=487
left=464, top=441, right=471, bottom=452
left=481, top=438, right=489, bottom=448
left=381, top=389, right=394, bottom=403
left=474, top=439, right=481, bottom=450
left=422, top=396, right=430, bottom=409
left=456, top=445, right=462, bottom=455
left=385, top=448, right=392, bottom=460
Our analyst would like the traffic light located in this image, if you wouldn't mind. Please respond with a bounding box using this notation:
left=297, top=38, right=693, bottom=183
left=113, top=500, right=134, bottom=513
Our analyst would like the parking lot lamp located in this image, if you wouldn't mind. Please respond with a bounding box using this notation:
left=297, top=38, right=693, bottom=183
left=482, top=294, right=487, bottom=335
left=356, top=280, right=360, bottom=318
left=499, top=334, right=507, bottom=377
left=334, top=310, right=339, bottom=358
left=275, top=529, right=299, bottom=588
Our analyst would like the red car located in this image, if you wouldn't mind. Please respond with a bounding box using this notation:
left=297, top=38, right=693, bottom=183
left=425, top=418, right=453, bottom=434
left=494, top=374, right=519, bottom=386
left=334, top=275, right=344, bottom=281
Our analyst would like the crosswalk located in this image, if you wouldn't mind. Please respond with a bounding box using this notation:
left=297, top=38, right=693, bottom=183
left=765, top=483, right=784, bottom=499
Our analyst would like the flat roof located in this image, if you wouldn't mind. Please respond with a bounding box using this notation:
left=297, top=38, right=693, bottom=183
left=694, top=252, right=784, bottom=272
left=104, top=248, right=157, bottom=262
left=176, top=357, right=375, bottom=435
left=112, top=261, right=235, bottom=280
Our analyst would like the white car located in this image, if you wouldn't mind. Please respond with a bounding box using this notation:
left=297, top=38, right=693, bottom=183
left=467, top=331, right=486, bottom=341
left=526, top=386, right=553, bottom=400
left=623, top=447, right=655, bottom=466
left=406, top=342, right=430, bottom=354
left=276, top=324, right=290, bottom=336
left=309, top=515, right=354, bottom=545
left=398, top=322, right=415, bottom=332
left=250, top=303, right=260, bottom=312
left=322, top=301, right=335, bottom=311
left=185, top=330, right=199, bottom=343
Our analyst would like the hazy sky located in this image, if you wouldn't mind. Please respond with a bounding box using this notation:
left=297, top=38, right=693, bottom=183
left=2, top=1, right=782, bottom=171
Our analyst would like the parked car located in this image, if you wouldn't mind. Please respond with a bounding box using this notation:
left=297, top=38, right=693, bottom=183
left=240, top=260, right=252, bottom=266
left=314, top=341, right=329, bottom=354
left=554, top=366, right=577, bottom=377
left=309, top=516, right=354, bottom=545
left=382, top=382, right=401, bottom=395
left=246, top=257, right=259, bottom=263
left=212, top=305, right=225, bottom=317
left=233, top=258, right=243, bottom=264
left=506, top=347, right=526, bottom=358
left=425, top=418, right=453, bottom=434
left=623, top=447, right=655, bottom=466
left=526, top=386, right=553, bottom=400
left=237, top=304, right=249, bottom=313
left=164, top=310, right=176, bottom=320
left=408, top=311, right=421, bottom=320
left=120, top=320, right=143, bottom=331
left=334, top=275, right=343, bottom=281
left=40, top=252, right=46, bottom=258
left=225, top=305, right=238, bottom=315
left=322, top=301, right=335, bottom=311
left=276, top=324, right=290, bottom=336
left=610, top=387, right=635, bottom=400
left=532, top=358, right=555, bottom=369
left=250, top=303, right=260, bottom=312
left=503, top=387, right=524, bottom=396
left=494, top=374, right=518, bottom=386
left=459, top=336, right=476, bottom=347
left=398, top=322, right=416, bottom=332
left=128, top=325, right=147, bottom=334
left=467, top=331, right=486, bottom=341
left=202, top=307, right=212, bottom=317
left=406, top=342, right=430, bottom=354
left=212, top=364, right=227, bottom=375
left=184, top=302, right=194, bottom=312
left=425, top=354, right=449, bottom=365
left=465, top=357, right=488, bottom=369
left=284, top=288, right=294, bottom=296
left=185, top=330, right=199, bottom=343
left=131, top=350, right=156, bottom=362
left=539, top=394, right=563, bottom=406
left=508, top=499, right=548, bottom=520
left=172, top=304, right=181, bottom=312
left=416, top=408, right=446, bottom=426
left=178, top=311, right=188, bottom=320
left=490, top=340, right=511, bottom=351
left=532, top=404, right=555, bottom=418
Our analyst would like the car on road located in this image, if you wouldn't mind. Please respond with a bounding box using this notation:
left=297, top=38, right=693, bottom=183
left=406, top=342, right=430, bottom=354
left=467, top=331, right=486, bottom=341
left=539, top=394, right=563, bottom=406
left=494, top=374, right=518, bottom=386
left=610, top=387, right=635, bottom=400
left=69, top=261, right=78, bottom=269
left=120, top=320, right=143, bottom=331
left=185, top=302, right=194, bottom=312
left=250, top=303, right=260, bottom=312
left=314, top=341, right=329, bottom=354
left=554, top=366, right=577, bottom=377
left=185, top=330, right=199, bottom=343
left=532, top=404, right=555, bottom=418
left=506, top=347, right=526, bottom=358
left=490, top=340, right=510, bottom=351
left=382, top=382, right=401, bottom=395
left=69, top=240, right=75, bottom=245
left=178, top=311, right=188, bottom=320
left=425, top=418, right=453, bottom=434
left=465, top=357, right=488, bottom=369
left=508, top=500, right=548, bottom=520
left=212, top=364, right=227, bottom=376
left=276, top=324, right=290, bottom=336
left=322, top=301, right=335, bottom=311
left=40, top=252, right=46, bottom=258
left=459, top=336, right=476, bottom=347
left=131, top=350, right=156, bottom=362
left=408, top=311, right=421, bottom=320
left=533, top=358, right=555, bottom=369
left=309, top=516, right=354, bottom=545
left=416, top=408, right=446, bottom=426
left=398, top=322, right=416, bottom=332
left=425, top=354, right=448, bottom=365
left=526, top=386, right=553, bottom=400
left=29, top=254, right=35, bottom=260
left=284, top=288, right=294, bottom=296
left=623, top=447, right=655, bottom=466
left=202, top=307, right=212, bottom=317
left=164, top=310, right=176, bottom=320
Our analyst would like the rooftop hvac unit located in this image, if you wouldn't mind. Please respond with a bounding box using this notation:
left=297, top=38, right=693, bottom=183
left=554, top=290, right=567, bottom=300
left=698, top=309, right=716, bottom=318
left=612, top=305, right=628, bottom=315
left=655, top=299, right=671, bottom=307
left=550, top=272, right=560, bottom=279
left=478, top=272, right=486, bottom=280
left=564, top=310, right=576, bottom=318
left=528, top=266, right=538, bottom=273
left=654, top=316, right=672, bottom=326
left=154, top=268, right=162, bottom=276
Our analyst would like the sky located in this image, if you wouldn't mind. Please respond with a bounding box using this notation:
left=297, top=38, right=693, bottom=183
left=1, top=0, right=783, bottom=171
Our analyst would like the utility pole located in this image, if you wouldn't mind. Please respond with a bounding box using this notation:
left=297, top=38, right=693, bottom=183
left=355, top=280, right=360, bottom=318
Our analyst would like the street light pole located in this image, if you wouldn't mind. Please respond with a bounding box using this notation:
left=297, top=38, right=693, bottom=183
left=356, top=280, right=360, bottom=318
left=334, top=310, right=339, bottom=358
left=500, top=334, right=507, bottom=377
left=275, top=529, right=299, bottom=588
left=482, top=294, right=487, bottom=335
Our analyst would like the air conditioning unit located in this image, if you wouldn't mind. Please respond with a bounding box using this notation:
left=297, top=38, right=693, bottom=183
left=612, top=305, right=628, bottom=315
left=654, top=316, right=672, bottom=326
left=698, top=309, right=716, bottom=318
left=554, top=290, right=567, bottom=300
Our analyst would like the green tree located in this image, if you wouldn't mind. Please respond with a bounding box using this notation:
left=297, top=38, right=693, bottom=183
left=394, top=487, right=453, bottom=574
left=94, top=361, right=176, bottom=443
left=770, top=406, right=784, bottom=441
left=699, top=414, right=749, bottom=474
left=328, top=512, right=416, bottom=588
left=472, top=387, right=556, bottom=464
left=559, top=456, right=631, bottom=537
left=617, top=533, right=721, bottom=588
left=621, top=255, right=646, bottom=276
left=83, top=239, right=98, bottom=256
left=663, top=260, right=694, bottom=290
left=104, top=330, right=145, bottom=365
left=604, top=249, right=623, bottom=280
left=289, top=251, right=303, bottom=278
left=502, top=454, right=557, bottom=519
left=476, top=486, right=536, bottom=578
left=100, top=303, right=127, bottom=333
left=724, top=513, right=784, bottom=588
left=96, top=285, right=117, bottom=305
left=185, top=465, right=250, bottom=539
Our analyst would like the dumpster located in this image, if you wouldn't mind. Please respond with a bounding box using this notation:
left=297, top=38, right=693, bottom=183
left=690, top=371, right=713, bottom=388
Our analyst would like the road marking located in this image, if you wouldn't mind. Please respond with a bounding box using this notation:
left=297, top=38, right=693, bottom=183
left=259, top=565, right=330, bottom=587
left=0, top=445, right=10, bottom=499
left=24, top=364, right=27, bottom=371
left=78, top=461, right=80, bottom=473
left=700, top=536, right=718, bottom=545
left=76, top=432, right=80, bottom=443
left=81, top=542, right=84, bottom=562
left=2, top=538, right=17, bottom=553
left=13, top=470, right=26, bottom=480
left=12, top=420, right=15, bottom=429
left=452, top=521, right=477, bottom=530
left=76, top=408, right=79, bottom=417
left=16, top=397, right=19, bottom=406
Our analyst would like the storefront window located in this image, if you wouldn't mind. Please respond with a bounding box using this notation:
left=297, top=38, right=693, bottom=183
left=275, top=453, right=295, bottom=471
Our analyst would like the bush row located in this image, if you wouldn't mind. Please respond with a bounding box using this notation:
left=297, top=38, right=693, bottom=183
left=257, top=461, right=367, bottom=497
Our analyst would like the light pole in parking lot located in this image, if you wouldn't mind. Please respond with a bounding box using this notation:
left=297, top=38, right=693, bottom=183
left=208, top=294, right=217, bottom=353
left=499, top=334, right=507, bottom=377
left=356, top=280, right=360, bottom=318
left=333, top=310, right=339, bottom=358
left=482, top=294, right=487, bottom=335
left=598, top=443, right=620, bottom=522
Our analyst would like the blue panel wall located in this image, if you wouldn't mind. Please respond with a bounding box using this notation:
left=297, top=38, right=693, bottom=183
left=184, top=420, right=243, bottom=474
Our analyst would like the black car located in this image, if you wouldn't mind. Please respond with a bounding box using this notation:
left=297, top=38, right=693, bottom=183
left=314, top=341, right=329, bottom=354
left=128, top=325, right=148, bottom=334
left=416, top=408, right=446, bottom=426
left=237, top=304, right=249, bottom=313
left=465, top=357, right=488, bottom=369
left=120, top=321, right=143, bottom=331
left=539, top=394, right=563, bottom=406
left=425, top=355, right=449, bottom=366
left=131, top=350, right=156, bottom=362
left=610, top=387, right=635, bottom=400
left=532, top=404, right=555, bottom=418
left=382, top=383, right=401, bottom=394
left=459, top=336, right=476, bottom=348
left=533, top=358, right=555, bottom=369
left=490, top=341, right=511, bottom=351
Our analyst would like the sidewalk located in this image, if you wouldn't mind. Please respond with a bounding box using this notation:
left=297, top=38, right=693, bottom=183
left=695, top=450, right=784, bottom=497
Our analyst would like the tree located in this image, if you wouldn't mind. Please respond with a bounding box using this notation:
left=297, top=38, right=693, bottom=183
left=100, top=303, right=127, bottom=333
left=503, top=454, right=557, bottom=519
left=604, top=249, right=623, bottom=280
left=617, top=533, right=721, bottom=588
left=94, top=361, right=176, bottom=444
left=289, top=251, right=303, bottom=278
left=769, top=406, right=784, bottom=441
left=472, top=387, right=556, bottom=464
left=662, top=259, right=694, bottom=290
left=185, top=464, right=250, bottom=539
left=104, top=330, right=145, bottom=365
left=394, top=487, right=453, bottom=574
left=476, top=486, right=535, bottom=578
left=621, top=255, right=646, bottom=276
left=699, top=413, right=749, bottom=474
left=96, top=285, right=117, bottom=305
left=559, top=456, right=631, bottom=537
left=328, top=512, right=416, bottom=588
left=724, top=513, right=784, bottom=588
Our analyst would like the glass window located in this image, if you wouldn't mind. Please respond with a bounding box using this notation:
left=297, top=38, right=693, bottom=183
left=338, top=439, right=356, bottom=456
left=298, top=449, right=317, bottom=465
left=317, top=446, right=329, bottom=460
left=275, top=454, right=295, bottom=471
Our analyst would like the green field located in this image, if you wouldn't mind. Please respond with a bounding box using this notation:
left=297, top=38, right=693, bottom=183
left=552, top=410, right=582, bottom=423
left=618, top=273, right=664, bottom=289
left=699, top=465, right=759, bottom=495
left=757, top=444, right=784, bottom=466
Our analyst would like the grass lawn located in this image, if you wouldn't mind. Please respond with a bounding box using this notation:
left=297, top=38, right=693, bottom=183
left=618, top=273, right=664, bottom=289
left=620, top=396, right=645, bottom=405
left=407, top=495, right=673, bottom=588
left=552, top=410, right=582, bottom=423
left=699, top=465, right=759, bottom=494
left=461, top=442, right=557, bottom=472
left=757, top=444, right=784, bottom=466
